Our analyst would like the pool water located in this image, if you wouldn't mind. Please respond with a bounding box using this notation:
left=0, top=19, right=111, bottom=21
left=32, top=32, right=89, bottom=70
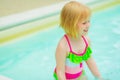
left=0, top=5, right=120, bottom=80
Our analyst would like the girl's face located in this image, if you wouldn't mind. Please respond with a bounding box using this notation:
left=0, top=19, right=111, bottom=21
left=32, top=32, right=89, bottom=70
left=77, top=19, right=90, bottom=36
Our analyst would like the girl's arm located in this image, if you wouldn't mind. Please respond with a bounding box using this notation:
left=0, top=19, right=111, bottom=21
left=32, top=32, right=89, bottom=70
left=85, top=56, right=102, bottom=79
left=55, top=38, right=67, bottom=80
left=85, top=36, right=102, bottom=79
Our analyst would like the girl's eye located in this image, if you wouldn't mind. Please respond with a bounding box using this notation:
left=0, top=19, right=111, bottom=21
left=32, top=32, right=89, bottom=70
left=82, top=22, right=87, bottom=24
left=82, top=20, right=90, bottom=24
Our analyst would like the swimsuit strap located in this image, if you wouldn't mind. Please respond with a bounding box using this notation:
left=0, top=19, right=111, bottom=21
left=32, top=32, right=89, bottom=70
left=82, top=36, right=88, bottom=47
left=64, top=35, right=72, bottom=52
left=64, top=35, right=88, bottom=52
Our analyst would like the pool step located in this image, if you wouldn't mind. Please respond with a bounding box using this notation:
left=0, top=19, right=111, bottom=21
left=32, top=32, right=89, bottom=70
left=0, top=0, right=119, bottom=45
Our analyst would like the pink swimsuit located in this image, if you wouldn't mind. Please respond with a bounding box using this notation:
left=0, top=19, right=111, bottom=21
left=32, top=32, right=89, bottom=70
left=54, top=35, right=92, bottom=80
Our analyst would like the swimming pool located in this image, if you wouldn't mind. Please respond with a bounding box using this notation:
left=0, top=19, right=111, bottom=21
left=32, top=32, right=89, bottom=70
left=0, top=5, right=120, bottom=80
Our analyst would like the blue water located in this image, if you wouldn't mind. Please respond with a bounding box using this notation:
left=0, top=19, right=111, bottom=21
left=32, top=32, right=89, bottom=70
left=0, top=5, right=120, bottom=80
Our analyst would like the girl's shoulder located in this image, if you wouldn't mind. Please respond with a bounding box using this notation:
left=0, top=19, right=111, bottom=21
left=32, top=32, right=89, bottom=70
left=56, top=36, right=69, bottom=57
left=57, top=36, right=68, bottom=50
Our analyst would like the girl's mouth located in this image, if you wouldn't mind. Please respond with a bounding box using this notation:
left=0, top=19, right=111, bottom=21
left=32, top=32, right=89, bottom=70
left=84, top=30, right=88, bottom=32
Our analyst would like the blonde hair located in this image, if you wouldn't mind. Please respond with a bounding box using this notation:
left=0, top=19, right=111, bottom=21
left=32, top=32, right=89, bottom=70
left=60, top=1, right=91, bottom=38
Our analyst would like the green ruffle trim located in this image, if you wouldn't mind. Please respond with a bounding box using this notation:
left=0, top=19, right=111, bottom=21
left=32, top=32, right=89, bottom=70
left=53, top=72, right=58, bottom=80
left=67, top=46, right=92, bottom=64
